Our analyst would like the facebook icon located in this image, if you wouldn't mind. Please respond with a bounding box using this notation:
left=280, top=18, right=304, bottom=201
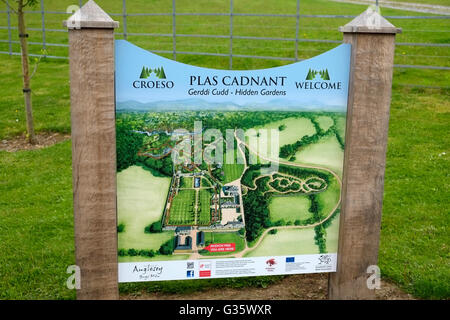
left=186, top=270, right=195, bottom=278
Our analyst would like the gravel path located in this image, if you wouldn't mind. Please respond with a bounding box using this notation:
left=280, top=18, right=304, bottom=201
left=331, top=0, right=450, bottom=15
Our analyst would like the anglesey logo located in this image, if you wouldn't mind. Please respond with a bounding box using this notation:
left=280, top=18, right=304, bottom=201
left=139, top=66, right=167, bottom=79
left=305, top=68, right=330, bottom=81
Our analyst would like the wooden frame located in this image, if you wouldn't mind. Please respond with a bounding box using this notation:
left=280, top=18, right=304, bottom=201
left=65, top=1, right=400, bottom=300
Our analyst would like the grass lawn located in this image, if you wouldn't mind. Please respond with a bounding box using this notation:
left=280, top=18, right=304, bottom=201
left=269, top=195, right=312, bottom=223
left=316, top=116, right=334, bottom=132
left=117, top=166, right=172, bottom=251
left=0, top=141, right=75, bottom=300
left=379, top=85, right=450, bottom=299
left=245, top=117, right=316, bottom=160
left=223, top=163, right=245, bottom=184
left=180, top=176, right=193, bottom=188
left=0, top=0, right=448, bottom=299
left=1, top=0, right=448, bottom=85
left=197, top=189, right=212, bottom=225
left=325, top=214, right=340, bottom=253
left=294, top=134, right=344, bottom=178
left=223, top=145, right=245, bottom=184
left=168, top=189, right=196, bottom=225
left=245, top=228, right=319, bottom=257
left=334, top=115, right=347, bottom=140
left=316, top=177, right=341, bottom=220
left=118, top=254, right=190, bottom=263
left=201, top=176, right=212, bottom=187
left=200, top=231, right=246, bottom=256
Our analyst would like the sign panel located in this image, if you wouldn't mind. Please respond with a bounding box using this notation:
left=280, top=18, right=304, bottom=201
left=115, top=40, right=350, bottom=282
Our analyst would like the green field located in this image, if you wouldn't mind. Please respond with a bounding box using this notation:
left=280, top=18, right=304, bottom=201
left=316, top=177, right=341, bottom=220
left=180, top=176, right=193, bottom=188
left=201, top=176, right=212, bottom=187
left=269, top=195, right=313, bottom=223
left=200, top=231, right=246, bottom=256
left=334, top=116, right=347, bottom=140
left=325, top=215, right=340, bottom=253
left=168, top=189, right=196, bottom=225
left=119, top=254, right=191, bottom=262
left=117, top=166, right=172, bottom=251
left=0, top=0, right=449, bottom=300
left=197, top=189, right=212, bottom=225
left=294, top=134, right=345, bottom=178
left=316, top=116, right=334, bottom=132
left=0, top=0, right=448, bottom=90
left=245, top=117, right=316, bottom=160
left=222, top=144, right=245, bottom=184
left=245, top=228, right=319, bottom=257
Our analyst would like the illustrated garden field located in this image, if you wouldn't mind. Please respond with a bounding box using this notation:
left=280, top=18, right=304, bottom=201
left=116, top=110, right=344, bottom=262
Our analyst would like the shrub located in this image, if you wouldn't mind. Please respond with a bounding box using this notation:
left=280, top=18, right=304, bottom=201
left=269, top=229, right=278, bottom=235
left=117, top=223, right=125, bottom=233
left=150, top=221, right=163, bottom=233
left=127, top=248, right=138, bottom=256
left=159, top=238, right=175, bottom=255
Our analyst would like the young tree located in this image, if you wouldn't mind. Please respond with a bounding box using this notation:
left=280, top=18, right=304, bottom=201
left=2, top=0, right=39, bottom=144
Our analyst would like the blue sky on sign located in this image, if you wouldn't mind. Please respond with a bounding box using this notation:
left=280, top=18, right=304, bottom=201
left=115, top=40, right=350, bottom=111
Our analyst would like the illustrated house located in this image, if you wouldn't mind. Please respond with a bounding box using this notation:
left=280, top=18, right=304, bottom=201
left=175, top=235, right=192, bottom=252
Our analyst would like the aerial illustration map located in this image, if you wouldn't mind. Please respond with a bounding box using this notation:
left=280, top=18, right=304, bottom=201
left=115, top=40, right=350, bottom=282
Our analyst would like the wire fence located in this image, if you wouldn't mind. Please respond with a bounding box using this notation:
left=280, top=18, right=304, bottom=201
left=1, top=0, right=449, bottom=86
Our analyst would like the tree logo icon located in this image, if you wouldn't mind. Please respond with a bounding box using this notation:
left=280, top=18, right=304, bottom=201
left=305, top=68, right=330, bottom=81
left=139, top=66, right=167, bottom=79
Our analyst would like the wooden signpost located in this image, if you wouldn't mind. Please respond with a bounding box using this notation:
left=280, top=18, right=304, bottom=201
left=64, top=0, right=119, bottom=300
left=64, top=0, right=400, bottom=300
left=328, top=10, right=402, bottom=299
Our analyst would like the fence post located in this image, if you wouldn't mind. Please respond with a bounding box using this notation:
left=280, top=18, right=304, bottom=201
left=172, top=0, right=176, bottom=60
left=122, top=0, right=127, bottom=40
left=295, top=0, right=299, bottom=61
left=64, top=0, right=119, bottom=300
left=40, top=0, right=46, bottom=52
left=6, top=0, right=12, bottom=55
left=229, top=0, right=233, bottom=70
left=328, top=8, right=401, bottom=299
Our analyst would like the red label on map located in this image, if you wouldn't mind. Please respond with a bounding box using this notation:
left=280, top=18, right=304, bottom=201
left=203, top=243, right=236, bottom=253
left=199, top=270, right=211, bottom=277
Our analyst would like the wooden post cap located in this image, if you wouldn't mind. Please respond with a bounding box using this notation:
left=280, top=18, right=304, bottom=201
left=339, top=7, right=402, bottom=34
left=63, top=0, right=119, bottom=29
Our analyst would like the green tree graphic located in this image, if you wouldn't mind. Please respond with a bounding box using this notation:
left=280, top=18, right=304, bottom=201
left=159, top=67, right=167, bottom=79
left=139, top=66, right=167, bottom=79
left=139, top=66, right=147, bottom=79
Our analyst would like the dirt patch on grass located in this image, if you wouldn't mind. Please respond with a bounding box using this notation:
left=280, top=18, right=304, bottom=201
left=120, top=274, right=415, bottom=300
left=0, top=132, right=70, bottom=152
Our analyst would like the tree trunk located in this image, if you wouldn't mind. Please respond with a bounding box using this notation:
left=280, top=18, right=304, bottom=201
left=17, top=0, right=36, bottom=144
